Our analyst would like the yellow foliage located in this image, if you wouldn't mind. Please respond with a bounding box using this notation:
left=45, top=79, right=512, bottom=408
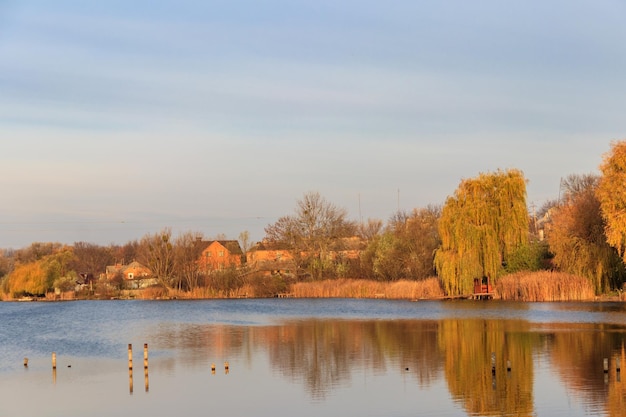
left=6, top=262, right=47, bottom=296
left=435, top=169, right=529, bottom=296
left=598, top=139, right=626, bottom=263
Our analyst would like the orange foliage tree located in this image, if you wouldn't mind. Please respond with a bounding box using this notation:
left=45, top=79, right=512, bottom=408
left=597, top=140, right=626, bottom=264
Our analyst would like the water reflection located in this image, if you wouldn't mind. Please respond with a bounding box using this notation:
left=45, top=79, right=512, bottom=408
left=3, top=301, right=626, bottom=417
left=145, top=317, right=626, bottom=416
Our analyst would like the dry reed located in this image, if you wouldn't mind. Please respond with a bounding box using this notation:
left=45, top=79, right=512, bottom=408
left=290, top=277, right=444, bottom=300
left=496, top=271, right=595, bottom=301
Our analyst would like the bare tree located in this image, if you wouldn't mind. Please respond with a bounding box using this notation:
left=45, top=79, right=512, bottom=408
left=70, top=242, right=114, bottom=279
left=238, top=230, right=251, bottom=254
left=358, top=218, right=383, bottom=242
left=264, top=191, right=357, bottom=279
left=139, top=228, right=175, bottom=289
left=173, top=231, right=204, bottom=291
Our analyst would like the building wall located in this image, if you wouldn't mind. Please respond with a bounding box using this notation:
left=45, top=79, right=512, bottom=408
left=199, top=241, right=242, bottom=271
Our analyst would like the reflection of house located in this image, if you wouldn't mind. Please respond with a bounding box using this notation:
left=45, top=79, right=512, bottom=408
left=197, top=240, right=244, bottom=272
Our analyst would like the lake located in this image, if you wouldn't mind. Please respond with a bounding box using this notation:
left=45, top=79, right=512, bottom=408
left=1, top=299, right=625, bottom=417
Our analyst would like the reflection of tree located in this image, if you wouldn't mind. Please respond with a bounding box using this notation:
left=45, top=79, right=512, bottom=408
left=439, top=319, right=535, bottom=417
left=259, top=319, right=443, bottom=399
left=547, top=323, right=626, bottom=417
left=145, top=314, right=626, bottom=414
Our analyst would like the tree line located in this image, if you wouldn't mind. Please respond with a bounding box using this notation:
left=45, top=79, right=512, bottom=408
left=2, top=140, right=626, bottom=298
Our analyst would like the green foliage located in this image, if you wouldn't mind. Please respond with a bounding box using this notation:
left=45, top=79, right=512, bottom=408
left=360, top=207, right=440, bottom=282
left=504, top=242, right=550, bottom=273
left=434, top=169, right=529, bottom=296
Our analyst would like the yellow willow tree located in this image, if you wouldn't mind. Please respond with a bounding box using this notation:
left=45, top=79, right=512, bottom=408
left=597, top=140, right=626, bottom=263
left=434, top=169, right=529, bottom=296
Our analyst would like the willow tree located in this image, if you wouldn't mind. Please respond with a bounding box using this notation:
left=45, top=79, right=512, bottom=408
left=434, top=169, right=529, bottom=296
left=597, top=140, right=626, bottom=263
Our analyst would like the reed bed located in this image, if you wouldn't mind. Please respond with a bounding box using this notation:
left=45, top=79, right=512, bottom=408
left=496, top=271, right=596, bottom=301
left=290, top=277, right=444, bottom=300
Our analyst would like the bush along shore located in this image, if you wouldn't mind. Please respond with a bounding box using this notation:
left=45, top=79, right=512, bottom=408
left=4, top=271, right=624, bottom=302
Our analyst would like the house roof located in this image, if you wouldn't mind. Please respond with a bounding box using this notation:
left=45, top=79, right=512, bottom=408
left=196, top=240, right=243, bottom=255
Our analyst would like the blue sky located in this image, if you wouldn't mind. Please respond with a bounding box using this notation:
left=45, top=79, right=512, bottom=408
left=1, top=0, right=625, bottom=248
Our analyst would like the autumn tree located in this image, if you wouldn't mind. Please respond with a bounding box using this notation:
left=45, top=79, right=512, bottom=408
left=434, top=169, right=529, bottom=296
left=264, top=191, right=357, bottom=280
left=139, top=228, right=175, bottom=289
left=597, top=140, right=626, bottom=263
left=3, top=246, right=76, bottom=297
left=550, top=174, right=624, bottom=293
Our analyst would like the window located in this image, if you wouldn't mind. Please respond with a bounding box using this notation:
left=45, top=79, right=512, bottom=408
left=219, top=251, right=225, bottom=257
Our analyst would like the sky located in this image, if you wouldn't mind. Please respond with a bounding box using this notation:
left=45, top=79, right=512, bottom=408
left=1, top=0, right=625, bottom=249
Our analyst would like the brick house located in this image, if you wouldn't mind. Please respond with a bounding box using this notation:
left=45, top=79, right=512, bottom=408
left=197, top=240, right=244, bottom=272
left=246, top=240, right=295, bottom=276
left=105, top=261, right=152, bottom=281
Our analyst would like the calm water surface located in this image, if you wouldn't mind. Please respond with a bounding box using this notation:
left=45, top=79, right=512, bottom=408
left=1, top=299, right=625, bottom=417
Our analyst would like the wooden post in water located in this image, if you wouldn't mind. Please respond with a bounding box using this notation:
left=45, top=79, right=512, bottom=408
left=129, top=368, right=134, bottom=394
left=225, top=361, right=229, bottom=375
left=128, top=344, right=133, bottom=370
left=604, top=358, right=609, bottom=373
left=506, top=360, right=511, bottom=372
left=144, top=367, right=149, bottom=392
left=211, top=363, right=216, bottom=374
left=52, top=352, right=57, bottom=369
left=23, top=357, right=28, bottom=368
left=491, top=352, right=496, bottom=375
left=143, top=343, right=149, bottom=369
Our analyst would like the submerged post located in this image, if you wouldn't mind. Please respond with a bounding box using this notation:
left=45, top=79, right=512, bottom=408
left=506, top=360, right=511, bottom=372
left=604, top=358, right=609, bottom=374
left=144, top=367, right=149, bottom=392
left=491, top=352, right=496, bottom=375
left=128, top=344, right=133, bottom=370
left=23, top=357, right=28, bottom=368
left=52, top=352, right=57, bottom=369
left=129, top=368, right=134, bottom=394
left=143, top=343, right=149, bottom=369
